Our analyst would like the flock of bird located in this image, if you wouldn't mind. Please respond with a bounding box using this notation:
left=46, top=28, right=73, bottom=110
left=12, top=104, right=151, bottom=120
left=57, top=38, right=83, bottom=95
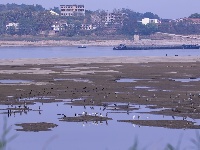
left=2, top=83, right=200, bottom=127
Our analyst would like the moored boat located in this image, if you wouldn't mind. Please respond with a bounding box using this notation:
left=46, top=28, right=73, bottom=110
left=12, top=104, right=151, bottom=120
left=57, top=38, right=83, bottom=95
left=113, top=44, right=200, bottom=50
left=78, top=45, right=87, bottom=48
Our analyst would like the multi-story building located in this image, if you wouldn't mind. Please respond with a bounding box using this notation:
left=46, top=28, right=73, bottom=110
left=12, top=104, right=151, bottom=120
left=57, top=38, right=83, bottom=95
left=60, top=5, right=85, bottom=16
left=100, top=12, right=126, bottom=25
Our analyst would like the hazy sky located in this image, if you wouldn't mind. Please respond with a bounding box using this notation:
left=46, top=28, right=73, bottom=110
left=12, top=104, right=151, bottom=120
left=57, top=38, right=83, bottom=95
left=1, top=0, right=200, bottom=19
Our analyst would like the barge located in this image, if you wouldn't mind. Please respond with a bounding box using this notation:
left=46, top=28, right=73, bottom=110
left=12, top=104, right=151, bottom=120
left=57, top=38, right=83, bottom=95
left=113, top=44, right=200, bottom=50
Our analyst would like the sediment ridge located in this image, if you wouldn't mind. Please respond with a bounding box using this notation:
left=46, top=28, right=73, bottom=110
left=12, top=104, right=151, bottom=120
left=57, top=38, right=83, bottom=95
left=0, top=56, right=200, bottom=66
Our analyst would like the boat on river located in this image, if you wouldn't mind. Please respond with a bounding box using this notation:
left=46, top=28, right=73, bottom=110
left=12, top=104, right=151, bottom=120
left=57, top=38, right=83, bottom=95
left=78, top=45, right=87, bottom=48
left=113, top=44, right=200, bottom=50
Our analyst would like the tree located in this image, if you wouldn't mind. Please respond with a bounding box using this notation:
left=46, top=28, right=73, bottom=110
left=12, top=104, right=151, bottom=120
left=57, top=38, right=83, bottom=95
left=34, top=4, right=45, bottom=12
left=84, top=10, right=93, bottom=24
left=0, top=21, right=6, bottom=35
left=6, top=26, right=16, bottom=35
left=50, top=7, right=60, bottom=14
left=18, top=17, right=37, bottom=35
left=143, top=12, right=160, bottom=19
left=138, top=23, right=158, bottom=35
left=0, top=3, right=45, bottom=12
left=121, top=8, right=143, bottom=20
left=189, top=13, right=200, bottom=18
left=120, top=18, right=138, bottom=35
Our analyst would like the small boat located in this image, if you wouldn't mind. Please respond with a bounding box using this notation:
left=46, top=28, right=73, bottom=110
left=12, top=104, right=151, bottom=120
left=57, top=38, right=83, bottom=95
left=78, top=45, right=87, bottom=48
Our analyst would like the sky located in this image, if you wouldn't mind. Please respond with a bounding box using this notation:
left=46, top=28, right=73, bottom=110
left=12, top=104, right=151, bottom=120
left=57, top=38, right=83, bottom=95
left=1, top=0, right=200, bottom=19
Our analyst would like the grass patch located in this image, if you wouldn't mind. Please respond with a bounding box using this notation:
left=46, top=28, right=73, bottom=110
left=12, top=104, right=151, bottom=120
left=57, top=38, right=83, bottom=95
left=0, top=117, right=17, bottom=150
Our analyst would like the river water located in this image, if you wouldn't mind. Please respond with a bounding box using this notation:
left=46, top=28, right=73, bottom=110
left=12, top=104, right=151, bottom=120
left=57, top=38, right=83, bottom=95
left=0, top=46, right=200, bottom=59
left=0, top=46, right=199, bottom=150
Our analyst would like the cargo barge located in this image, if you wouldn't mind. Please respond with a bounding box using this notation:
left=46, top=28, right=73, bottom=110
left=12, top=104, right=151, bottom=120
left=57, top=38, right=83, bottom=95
left=113, top=44, right=200, bottom=50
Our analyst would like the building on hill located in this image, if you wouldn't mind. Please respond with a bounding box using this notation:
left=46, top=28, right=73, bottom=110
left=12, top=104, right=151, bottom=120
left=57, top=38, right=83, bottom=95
left=51, top=21, right=68, bottom=33
left=176, top=18, right=200, bottom=24
left=51, top=24, right=60, bottom=32
left=91, top=11, right=126, bottom=28
left=139, top=18, right=160, bottom=25
left=6, top=23, right=19, bottom=30
left=81, top=24, right=97, bottom=30
left=100, top=12, right=126, bottom=25
left=50, top=10, right=59, bottom=16
left=60, top=5, right=85, bottom=16
left=160, top=19, right=173, bottom=23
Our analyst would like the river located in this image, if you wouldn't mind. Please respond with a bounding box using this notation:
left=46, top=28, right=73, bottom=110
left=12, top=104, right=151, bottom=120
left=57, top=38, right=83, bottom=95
left=0, top=46, right=200, bottom=59
left=0, top=46, right=199, bottom=150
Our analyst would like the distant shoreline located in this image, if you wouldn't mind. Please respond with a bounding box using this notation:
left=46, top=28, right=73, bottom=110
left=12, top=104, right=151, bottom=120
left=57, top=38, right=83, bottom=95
left=0, top=56, right=199, bottom=65
left=0, top=39, right=199, bottom=47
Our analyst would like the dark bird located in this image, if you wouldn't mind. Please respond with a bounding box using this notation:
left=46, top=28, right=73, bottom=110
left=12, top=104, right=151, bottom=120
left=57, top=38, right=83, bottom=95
left=62, top=114, right=66, bottom=118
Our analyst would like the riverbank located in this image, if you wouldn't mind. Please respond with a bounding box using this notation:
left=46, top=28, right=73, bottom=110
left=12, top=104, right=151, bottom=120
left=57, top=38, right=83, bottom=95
left=1, top=56, right=200, bottom=130
left=0, top=56, right=200, bottom=65
left=0, top=38, right=200, bottom=47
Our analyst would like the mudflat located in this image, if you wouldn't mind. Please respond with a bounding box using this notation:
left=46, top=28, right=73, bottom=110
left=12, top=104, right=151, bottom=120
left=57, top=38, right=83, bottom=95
left=1, top=56, right=200, bottom=130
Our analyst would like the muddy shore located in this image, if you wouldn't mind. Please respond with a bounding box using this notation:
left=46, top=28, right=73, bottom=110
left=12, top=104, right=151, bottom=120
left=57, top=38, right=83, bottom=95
left=1, top=56, right=200, bottom=130
left=0, top=39, right=199, bottom=47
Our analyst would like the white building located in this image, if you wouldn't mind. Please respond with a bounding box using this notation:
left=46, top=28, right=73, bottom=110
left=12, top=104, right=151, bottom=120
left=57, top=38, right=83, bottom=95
left=51, top=24, right=60, bottom=32
left=100, top=12, right=125, bottom=25
left=6, top=23, right=19, bottom=30
left=140, top=18, right=160, bottom=25
left=51, top=22, right=69, bottom=32
left=81, top=24, right=97, bottom=30
left=50, top=10, right=59, bottom=16
left=60, top=5, right=85, bottom=16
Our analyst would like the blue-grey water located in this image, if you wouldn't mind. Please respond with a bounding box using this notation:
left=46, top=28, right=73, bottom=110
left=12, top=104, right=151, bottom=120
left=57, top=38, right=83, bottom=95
left=0, top=46, right=199, bottom=150
left=0, top=46, right=200, bottom=59
left=0, top=102, right=198, bottom=150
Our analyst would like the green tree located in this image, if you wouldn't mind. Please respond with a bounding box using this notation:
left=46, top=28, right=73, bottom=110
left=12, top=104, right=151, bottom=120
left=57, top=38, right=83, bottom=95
left=189, top=13, right=200, bottom=18
left=85, top=10, right=93, bottom=24
left=138, top=23, right=158, bottom=35
left=120, top=18, right=138, bottom=35
left=143, top=12, right=160, bottom=19
left=121, top=8, right=143, bottom=20
left=6, top=26, right=16, bottom=35
left=50, top=7, right=61, bottom=14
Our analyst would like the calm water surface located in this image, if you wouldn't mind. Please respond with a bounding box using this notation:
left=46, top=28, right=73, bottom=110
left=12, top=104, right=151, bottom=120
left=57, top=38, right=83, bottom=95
left=0, top=46, right=199, bottom=150
left=0, top=102, right=198, bottom=150
left=0, top=46, right=200, bottom=59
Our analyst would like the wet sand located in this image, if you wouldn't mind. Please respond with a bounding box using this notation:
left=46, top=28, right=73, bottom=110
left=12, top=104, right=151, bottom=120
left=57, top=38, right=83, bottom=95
left=117, top=120, right=200, bottom=129
left=59, top=115, right=112, bottom=122
left=15, top=122, right=58, bottom=132
left=1, top=56, right=200, bottom=130
left=0, top=56, right=200, bottom=65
